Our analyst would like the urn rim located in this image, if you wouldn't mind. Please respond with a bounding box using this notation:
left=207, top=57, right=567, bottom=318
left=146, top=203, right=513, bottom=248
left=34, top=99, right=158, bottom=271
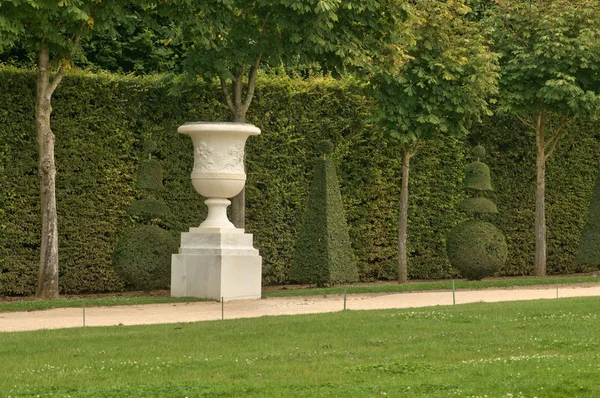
left=178, top=122, right=261, bottom=136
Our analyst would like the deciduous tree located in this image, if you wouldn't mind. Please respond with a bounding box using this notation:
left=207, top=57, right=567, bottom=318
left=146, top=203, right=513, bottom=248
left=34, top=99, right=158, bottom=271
left=368, top=0, right=499, bottom=283
left=0, top=0, right=141, bottom=298
left=485, top=0, right=600, bottom=276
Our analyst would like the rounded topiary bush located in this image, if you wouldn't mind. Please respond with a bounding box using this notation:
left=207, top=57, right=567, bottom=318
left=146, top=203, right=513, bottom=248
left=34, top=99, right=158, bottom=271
left=143, top=140, right=158, bottom=154
left=459, top=197, right=498, bottom=214
left=316, top=139, right=334, bottom=155
left=447, top=220, right=508, bottom=280
left=127, top=198, right=172, bottom=223
left=113, top=225, right=178, bottom=290
left=472, top=145, right=486, bottom=160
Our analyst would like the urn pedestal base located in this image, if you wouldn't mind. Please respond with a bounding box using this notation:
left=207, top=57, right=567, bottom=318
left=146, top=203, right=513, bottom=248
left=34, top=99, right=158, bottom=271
left=171, top=230, right=262, bottom=301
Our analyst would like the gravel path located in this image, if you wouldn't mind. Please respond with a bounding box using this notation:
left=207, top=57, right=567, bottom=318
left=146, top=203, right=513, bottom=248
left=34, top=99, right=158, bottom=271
left=2, top=284, right=600, bottom=333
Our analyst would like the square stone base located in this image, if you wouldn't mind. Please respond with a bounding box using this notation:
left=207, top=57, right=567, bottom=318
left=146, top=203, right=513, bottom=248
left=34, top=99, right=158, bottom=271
left=171, top=230, right=262, bottom=301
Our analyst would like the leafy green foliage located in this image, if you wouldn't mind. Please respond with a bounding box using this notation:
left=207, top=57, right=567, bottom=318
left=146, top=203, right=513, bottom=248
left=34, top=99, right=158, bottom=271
left=487, top=0, right=600, bottom=120
left=136, top=159, right=163, bottom=191
left=113, top=225, right=178, bottom=291
left=464, top=162, right=493, bottom=191
left=0, top=0, right=143, bottom=63
left=116, top=139, right=174, bottom=289
left=472, top=145, right=486, bottom=160
left=369, top=0, right=499, bottom=145
left=127, top=198, right=172, bottom=225
left=450, top=145, right=506, bottom=279
left=576, top=169, right=600, bottom=269
left=459, top=197, right=498, bottom=214
left=292, top=158, right=359, bottom=286
left=316, top=140, right=334, bottom=156
left=143, top=140, right=158, bottom=153
left=447, top=220, right=508, bottom=280
left=0, top=69, right=599, bottom=295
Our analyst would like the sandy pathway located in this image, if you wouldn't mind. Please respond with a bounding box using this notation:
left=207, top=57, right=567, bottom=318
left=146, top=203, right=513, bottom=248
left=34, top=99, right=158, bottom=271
left=1, top=284, right=600, bottom=333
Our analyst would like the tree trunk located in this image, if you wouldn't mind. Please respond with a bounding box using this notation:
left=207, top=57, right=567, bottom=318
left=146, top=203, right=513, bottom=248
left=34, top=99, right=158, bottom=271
left=230, top=111, right=246, bottom=229
left=535, top=111, right=547, bottom=276
left=35, top=44, right=61, bottom=299
left=223, top=56, right=261, bottom=230
left=398, top=147, right=415, bottom=284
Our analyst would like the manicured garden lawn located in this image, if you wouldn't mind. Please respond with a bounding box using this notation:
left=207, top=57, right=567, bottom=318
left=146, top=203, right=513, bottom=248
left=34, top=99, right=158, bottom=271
left=2, top=297, right=599, bottom=397
left=0, top=296, right=204, bottom=313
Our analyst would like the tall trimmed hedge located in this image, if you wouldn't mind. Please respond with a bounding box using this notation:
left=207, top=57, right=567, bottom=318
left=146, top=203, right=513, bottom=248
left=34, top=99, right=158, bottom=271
left=1, top=67, right=599, bottom=295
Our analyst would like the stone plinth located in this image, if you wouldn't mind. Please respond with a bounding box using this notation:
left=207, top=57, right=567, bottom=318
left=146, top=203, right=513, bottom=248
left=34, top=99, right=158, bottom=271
left=171, top=229, right=262, bottom=301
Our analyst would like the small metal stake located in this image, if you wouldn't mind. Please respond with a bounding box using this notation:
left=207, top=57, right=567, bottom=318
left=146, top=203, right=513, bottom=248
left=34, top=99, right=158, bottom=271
left=222, top=297, right=224, bottom=320
left=343, top=287, right=347, bottom=311
left=82, top=299, right=86, bottom=327
left=452, top=280, right=456, bottom=305
left=556, top=279, right=559, bottom=299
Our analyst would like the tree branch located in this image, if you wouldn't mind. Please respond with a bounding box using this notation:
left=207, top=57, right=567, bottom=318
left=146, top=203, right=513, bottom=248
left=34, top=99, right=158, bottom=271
left=233, top=65, right=245, bottom=110
left=544, top=118, right=571, bottom=160
left=220, top=76, right=235, bottom=115
left=47, top=28, right=84, bottom=98
left=242, top=53, right=262, bottom=115
left=516, top=114, right=535, bottom=131
left=47, top=63, right=67, bottom=98
left=407, top=139, right=419, bottom=159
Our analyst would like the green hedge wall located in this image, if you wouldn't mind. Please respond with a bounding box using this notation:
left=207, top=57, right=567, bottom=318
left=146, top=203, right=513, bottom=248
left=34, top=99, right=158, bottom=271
left=0, top=67, right=599, bottom=295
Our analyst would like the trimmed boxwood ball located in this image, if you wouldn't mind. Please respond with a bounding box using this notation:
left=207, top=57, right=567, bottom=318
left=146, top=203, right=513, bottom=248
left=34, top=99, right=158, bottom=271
left=459, top=197, right=498, bottom=214
left=113, top=225, right=178, bottom=290
left=472, top=145, right=486, bottom=160
left=447, top=220, right=508, bottom=280
left=143, top=140, right=158, bottom=154
left=317, top=139, right=334, bottom=155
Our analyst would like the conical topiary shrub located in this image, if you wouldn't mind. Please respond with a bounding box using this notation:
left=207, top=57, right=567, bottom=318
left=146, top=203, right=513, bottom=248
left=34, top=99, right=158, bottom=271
left=447, top=146, right=507, bottom=280
left=113, top=141, right=177, bottom=290
left=292, top=140, right=359, bottom=287
left=576, top=169, right=600, bottom=270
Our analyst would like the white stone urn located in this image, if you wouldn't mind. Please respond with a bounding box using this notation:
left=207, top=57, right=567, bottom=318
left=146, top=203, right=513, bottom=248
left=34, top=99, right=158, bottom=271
left=178, top=122, right=260, bottom=230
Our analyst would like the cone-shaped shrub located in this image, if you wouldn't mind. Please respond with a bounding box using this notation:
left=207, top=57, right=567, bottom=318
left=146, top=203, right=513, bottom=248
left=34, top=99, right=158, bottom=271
left=292, top=141, right=359, bottom=286
left=447, top=146, right=507, bottom=280
left=576, top=169, right=600, bottom=269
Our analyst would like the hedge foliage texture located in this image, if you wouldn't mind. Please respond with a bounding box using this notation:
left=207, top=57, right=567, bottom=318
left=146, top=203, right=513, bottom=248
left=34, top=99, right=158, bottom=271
left=292, top=153, right=359, bottom=286
left=1, top=68, right=599, bottom=295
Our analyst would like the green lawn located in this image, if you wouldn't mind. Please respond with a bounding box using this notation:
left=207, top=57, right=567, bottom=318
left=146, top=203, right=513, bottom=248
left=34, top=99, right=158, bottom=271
left=0, top=296, right=204, bottom=313
left=2, top=297, right=599, bottom=397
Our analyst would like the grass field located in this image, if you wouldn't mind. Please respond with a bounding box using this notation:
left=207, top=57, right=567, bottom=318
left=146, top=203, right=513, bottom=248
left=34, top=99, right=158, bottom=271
left=0, top=296, right=204, bottom=313
left=2, top=297, right=599, bottom=397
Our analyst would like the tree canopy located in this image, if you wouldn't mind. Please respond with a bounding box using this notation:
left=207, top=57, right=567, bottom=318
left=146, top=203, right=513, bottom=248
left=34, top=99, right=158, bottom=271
left=369, top=0, right=498, bottom=144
